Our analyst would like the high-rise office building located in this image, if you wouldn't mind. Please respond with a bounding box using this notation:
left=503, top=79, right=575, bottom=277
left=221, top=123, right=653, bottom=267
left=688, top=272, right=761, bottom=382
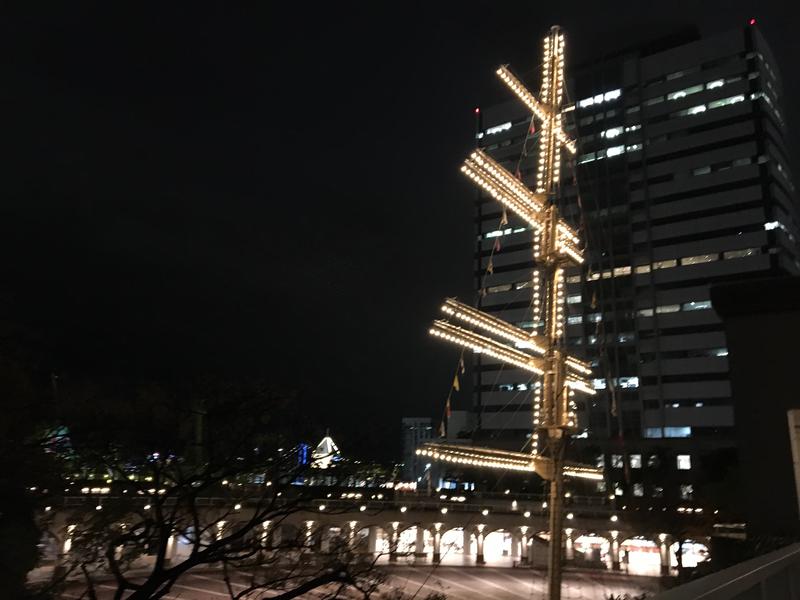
left=401, top=417, right=435, bottom=481
left=471, top=23, right=797, bottom=511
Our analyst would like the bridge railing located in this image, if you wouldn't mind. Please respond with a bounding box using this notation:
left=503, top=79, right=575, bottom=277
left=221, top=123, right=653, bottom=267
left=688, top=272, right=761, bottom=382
left=655, top=543, right=800, bottom=600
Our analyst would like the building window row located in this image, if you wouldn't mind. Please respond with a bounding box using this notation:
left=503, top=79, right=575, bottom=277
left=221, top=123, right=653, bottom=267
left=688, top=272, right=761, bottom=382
left=562, top=247, right=761, bottom=288
left=600, top=453, right=691, bottom=471
left=644, top=426, right=692, bottom=439
left=577, top=88, right=622, bottom=110
left=591, top=376, right=639, bottom=390
left=636, top=299, right=713, bottom=318
left=577, top=143, right=642, bottom=164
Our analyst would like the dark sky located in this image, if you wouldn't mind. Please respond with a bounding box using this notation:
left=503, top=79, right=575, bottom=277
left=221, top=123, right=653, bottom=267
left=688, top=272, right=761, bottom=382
left=1, top=2, right=797, bottom=460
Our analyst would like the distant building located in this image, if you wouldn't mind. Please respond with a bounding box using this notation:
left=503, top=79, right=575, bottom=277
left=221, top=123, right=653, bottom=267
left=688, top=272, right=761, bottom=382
left=470, top=23, right=798, bottom=512
left=401, top=417, right=434, bottom=481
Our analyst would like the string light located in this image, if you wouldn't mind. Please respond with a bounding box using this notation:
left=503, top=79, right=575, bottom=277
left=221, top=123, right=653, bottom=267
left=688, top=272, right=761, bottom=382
left=416, top=443, right=603, bottom=480
left=429, top=320, right=546, bottom=375
left=441, top=298, right=547, bottom=354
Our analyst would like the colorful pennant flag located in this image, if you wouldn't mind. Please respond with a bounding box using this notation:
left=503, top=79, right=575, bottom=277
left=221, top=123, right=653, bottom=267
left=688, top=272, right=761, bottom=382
left=486, top=258, right=494, bottom=274
left=459, top=356, right=465, bottom=375
left=493, top=238, right=501, bottom=252
left=452, top=374, right=460, bottom=392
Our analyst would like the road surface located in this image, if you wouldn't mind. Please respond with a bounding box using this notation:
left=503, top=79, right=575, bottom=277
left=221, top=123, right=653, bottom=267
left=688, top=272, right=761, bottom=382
left=61, top=566, right=659, bottom=599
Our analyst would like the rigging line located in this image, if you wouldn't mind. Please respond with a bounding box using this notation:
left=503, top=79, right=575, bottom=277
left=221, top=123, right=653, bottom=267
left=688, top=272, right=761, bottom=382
left=564, top=87, right=625, bottom=443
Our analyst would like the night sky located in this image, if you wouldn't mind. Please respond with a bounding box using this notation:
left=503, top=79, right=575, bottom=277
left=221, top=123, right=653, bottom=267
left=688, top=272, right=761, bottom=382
left=1, top=2, right=797, bottom=460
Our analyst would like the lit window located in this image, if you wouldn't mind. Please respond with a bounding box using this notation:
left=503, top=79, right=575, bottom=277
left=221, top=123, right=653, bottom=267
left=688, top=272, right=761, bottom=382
left=613, top=266, right=632, bottom=277
left=607, top=145, right=625, bottom=157
left=485, top=230, right=504, bottom=239
left=634, top=264, right=651, bottom=274
left=596, top=480, right=606, bottom=492
left=567, top=315, right=583, bottom=325
left=618, top=333, right=634, bottom=343
left=680, top=484, right=694, bottom=500
left=633, top=483, right=644, bottom=497
left=592, top=378, right=607, bottom=390
left=514, top=281, right=532, bottom=290
left=566, top=274, right=582, bottom=283
left=652, top=486, right=664, bottom=498
left=567, top=294, right=582, bottom=304
left=578, top=89, right=621, bottom=109
left=710, top=348, right=728, bottom=357
left=614, top=483, right=624, bottom=496
left=626, top=105, right=641, bottom=114
left=587, top=335, right=598, bottom=345
left=487, top=284, right=512, bottom=293
left=595, top=455, right=605, bottom=469
left=732, top=157, right=752, bottom=167
left=682, top=254, right=718, bottom=265
left=578, top=152, right=596, bottom=164
left=653, top=259, right=677, bottom=270
left=643, top=96, right=664, bottom=106
left=619, top=376, right=639, bottom=389
left=648, top=454, right=660, bottom=468
left=706, top=79, right=724, bottom=89
left=692, top=166, right=711, bottom=176
left=637, top=308, right=654, bottom=317
left=677, top=455, right=692, bottom=470
left=723, top=248, right=760, bottom=259
left=485, top=122, right=512, bottom=135
left=611, top=455, right=624, bottom=468
left=626, top=143, right=643, bottom=152
left=656, top=304, right=680, bottom=314
left=587, top=313, right=602, bottom=323
left=664, top=427, right=692, bottom=438
left=686, top=104, right=707, bottom=115
left=667, top=84, right=703, bottom=101
left=602, top=126, right=623, bottom=139
left=624, top=124, right=641, bottom=132
left=708, top=95, right=745, bottom=109
left=630, top=454, right=642, bottom=469
left=683, top=300, right=712, bottom=311
left=764, top=221, right=780, bottom=231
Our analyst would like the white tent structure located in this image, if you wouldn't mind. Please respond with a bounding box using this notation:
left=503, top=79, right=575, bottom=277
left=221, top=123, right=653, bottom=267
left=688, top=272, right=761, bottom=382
left=311, top=433, right=341, bottom=469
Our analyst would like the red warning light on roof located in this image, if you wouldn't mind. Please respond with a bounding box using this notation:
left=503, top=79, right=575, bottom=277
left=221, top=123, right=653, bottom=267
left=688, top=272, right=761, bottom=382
left=474, top=107, right=480, bottom=114
left=749, top=18, right=756, bottom=25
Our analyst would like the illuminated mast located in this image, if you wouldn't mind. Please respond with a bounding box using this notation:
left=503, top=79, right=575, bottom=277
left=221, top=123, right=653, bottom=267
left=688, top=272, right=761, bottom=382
left=419, top=26, right=599, bottom=600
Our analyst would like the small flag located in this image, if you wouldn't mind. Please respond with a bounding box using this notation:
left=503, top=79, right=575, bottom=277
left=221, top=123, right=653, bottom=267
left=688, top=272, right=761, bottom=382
left=445, top=396, right=452, bottom=418
left=486, top=258, right=494, bottom=275
left=439, top=420, right=446, bottom=437
left=591, top=290, right=598, bottom=309
left=479, top=287, right=487, bottom=298
left=530, top=121, right=536, bottom=134
left=493, top=238, right=501, bottom=253
left=459, top=356, right=465, bottom=374
left=452, top=374, right=460, bottom=392
left=499, top=209, right=509, bottom=227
